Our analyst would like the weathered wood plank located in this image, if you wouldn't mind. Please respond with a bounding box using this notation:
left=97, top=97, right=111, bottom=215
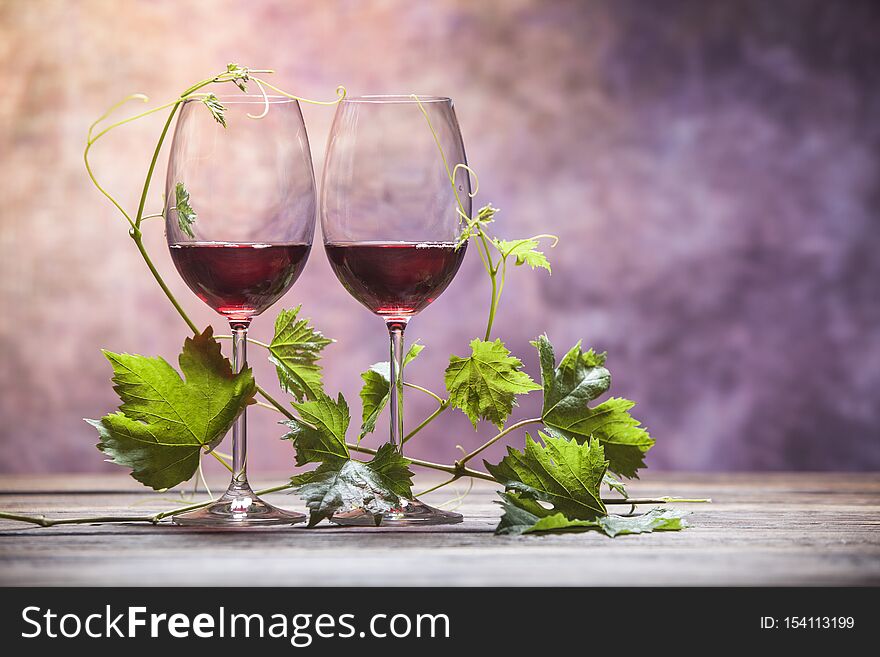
left=0, top=473, right=878, bottom=586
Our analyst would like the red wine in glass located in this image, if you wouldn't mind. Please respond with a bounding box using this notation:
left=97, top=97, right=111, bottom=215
left=324, top=241, right=466, bottom=318
left=170, top=242, right=311, bottom=320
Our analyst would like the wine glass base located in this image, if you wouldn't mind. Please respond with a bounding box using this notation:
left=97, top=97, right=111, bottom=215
left=331, top=498, right=463, bottom=527
left=172, top=482, right=306, bottom=528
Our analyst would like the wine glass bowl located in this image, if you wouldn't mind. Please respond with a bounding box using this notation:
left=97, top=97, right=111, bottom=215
left=164, top=94, right=316, bottom=526
left=166, top=94, right=316, bottom=322
left=321, top=95, right=470, bottom=525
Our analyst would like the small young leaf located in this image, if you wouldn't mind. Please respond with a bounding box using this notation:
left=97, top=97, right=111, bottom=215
left=225, top=62, right=250, bottom=92
left=445, top=338, right=540, bottom=429
left=359, top=342, right=424, bottom=439
left=269, top=306, right=333, bottom=402
left=291, top=443, right=414, bottom=527
left=282, top=392, right=350, bottom=466
left=476, top=203, right=499, bottom=224
left=201, top=93, right=227, bottom=128
left=486, top=432, right=608, bottom=520
left=87, top=327, right=255, bottom=490
left=359, top=367, right=390, bottom=440
left=603, top=473, right=629, bottom=497
left=493, top=238, right=552, bottom=273
left=174, top=182, right=197, bottom=238
left=457, top=203, right=499, bottom=247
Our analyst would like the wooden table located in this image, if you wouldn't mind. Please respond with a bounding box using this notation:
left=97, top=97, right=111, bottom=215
left=1, top=473, right=878, bottom=586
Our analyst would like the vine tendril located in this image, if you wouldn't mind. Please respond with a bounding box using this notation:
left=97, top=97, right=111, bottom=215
left=451, top=163, right=479, bottom=198
left=247, top=78, right=272, bottom=120
left=251, top=77, right=348, bottom=106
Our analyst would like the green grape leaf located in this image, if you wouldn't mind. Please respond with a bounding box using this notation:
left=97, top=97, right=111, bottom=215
left=201, top=93, right=227, bottom=128
left=534, top=335, right=652, bottom=478
left=544, top=398, right=655, bottom=479
left=533, top=334, right=610, bottom=417
left=486, top=432, right=608, bottom=520
left=87, top=327, right=255, bottom=490
left=291, top=443, right=414, bottom=527
left=269, top=306, right=333, bottom=402
left=495, top=492, right=688, bottom=537
left=174, top=182, right=196, bottom=238
left=445, top=338, right=540, bottom=429
left=359, top=342, right=424, bottom=439
left=495, top=491, right=600, bottom=535
left=282, top=392, right=350, bottom=466
left=596, top=508, right=690, bottom=537
left=225, top=62, right=251, bottom=92
left=493, top=238, right=552, bottom=273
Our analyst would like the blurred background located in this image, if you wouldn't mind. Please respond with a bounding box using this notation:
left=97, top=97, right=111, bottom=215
left=1, top=0, right=878, bottom=479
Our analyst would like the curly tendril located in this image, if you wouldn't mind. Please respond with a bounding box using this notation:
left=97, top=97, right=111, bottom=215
left=250, top=77, right=348, bottom=106
left=247, top=78, right=271, bottom=120
left=245, top=77, right=347, bottom=121
left=451, top=163, right=479, bottom=198
left=87, top=93, right=148, bottom=141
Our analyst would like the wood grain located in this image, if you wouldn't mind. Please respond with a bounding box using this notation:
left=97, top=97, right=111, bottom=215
left=1, top=473, right=878, bottom=586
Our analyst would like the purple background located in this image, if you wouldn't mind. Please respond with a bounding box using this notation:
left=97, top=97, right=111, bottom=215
left=1, top=0, right=878, bottom=477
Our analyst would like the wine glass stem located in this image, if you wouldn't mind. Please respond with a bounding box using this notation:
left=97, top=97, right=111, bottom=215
left=387, top=321, right=407, bottom=454
left=231, top=321, right=250, bottom=485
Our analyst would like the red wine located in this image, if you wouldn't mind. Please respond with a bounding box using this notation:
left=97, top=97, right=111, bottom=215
left=170, top=242, right=310, bottom=320
left=325, top=241, right=466, bottom=319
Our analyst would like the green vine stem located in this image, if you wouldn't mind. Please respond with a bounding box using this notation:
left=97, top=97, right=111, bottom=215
left=130, top=230, right=198, bottom=333
left=207, top=449, right=233, bottom=473
left=414, top=476, right=460, bottom=497
left=0, top=512, right=157, bottom=527
left=0, top=483, right=301, bottom=527
left=403, top=382, right=444, bottom=405
left=402, top=400, right=449, bottom=444
left=456, top=417, right=544, bottom=467
left=345, top=442, right=488, bottom=480
left=215, top=335, right=271, bottom=349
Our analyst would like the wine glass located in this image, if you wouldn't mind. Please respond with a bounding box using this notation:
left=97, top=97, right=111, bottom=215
left=165, top=94, right=316, bottom=526
left=321, top=95, right=470, bottom=525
